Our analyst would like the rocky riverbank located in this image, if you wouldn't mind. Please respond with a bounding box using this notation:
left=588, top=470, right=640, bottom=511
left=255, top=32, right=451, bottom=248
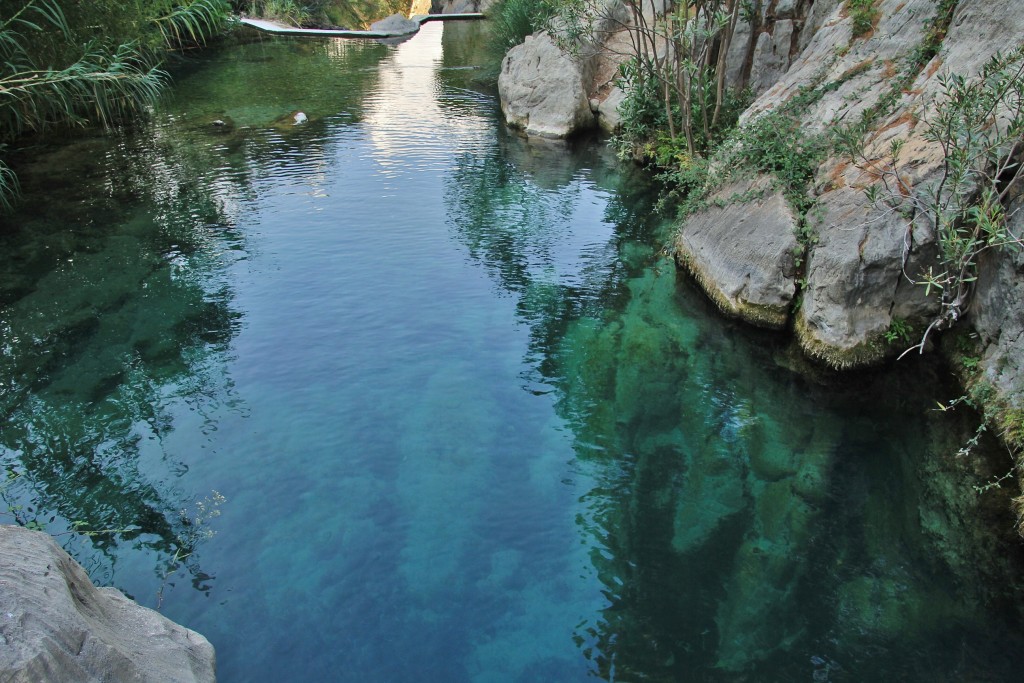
left=498, top=0, right=1024, bottom=510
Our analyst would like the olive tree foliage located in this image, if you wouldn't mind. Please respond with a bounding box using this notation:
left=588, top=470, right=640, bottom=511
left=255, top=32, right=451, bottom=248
left=550, top=0, right=742, bottom=157
left=842, top=48, right=1024, bottom=355
left=0, top=0, right=233, bottom=211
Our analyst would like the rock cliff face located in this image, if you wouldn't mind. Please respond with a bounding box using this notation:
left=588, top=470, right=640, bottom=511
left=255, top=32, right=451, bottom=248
left=969, top=197, right=1024, bottom=438
left=0, top=525, right=216, bottom=683
left=679, top=0, right=1024, bottom=377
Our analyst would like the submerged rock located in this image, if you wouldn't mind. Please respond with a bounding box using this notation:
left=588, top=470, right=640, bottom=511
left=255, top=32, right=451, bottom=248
left=0, top=525, right=216, bottom=683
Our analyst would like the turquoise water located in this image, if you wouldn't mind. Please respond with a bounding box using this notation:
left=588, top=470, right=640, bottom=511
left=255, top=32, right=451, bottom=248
left=3, top=22, right=1024, bottom=681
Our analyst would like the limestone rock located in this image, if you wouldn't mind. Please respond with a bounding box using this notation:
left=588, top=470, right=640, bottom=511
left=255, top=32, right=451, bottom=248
left=794, top=178, right=939, bottom=368
left=497, top=1, right=633, bottom=138
left=724, top=10, right=754, bottom=90
left=499, top=32, right=596, bottom=139
left=970, top=203, right=1024, bottom=407
left=369, top=14, right=419, bottom=35
left=430, top=0, right=475, bottom=12
left=792, top=0, right=1024, bottom=367
left=798, top=0, right=841, bottom=52
left=428, top=0, right=494, bottom=12
left=918, top=0, right=1024, bottom=388
left=593, top=84, right=626, bottom=133
left=773, top=0, right=801, bottom=19
left=749, top=19, right=795, bottom=96
left=586, top=12, right=635, bottom=134
left=0, top=525, right=215, bottom=683
left=723, top=1, right=819, bottom=94
left=795, top=187, right=902, bottom=367
left=744, top=0, right=936, bottom=130
left=675, top=177, right=800, bottom=329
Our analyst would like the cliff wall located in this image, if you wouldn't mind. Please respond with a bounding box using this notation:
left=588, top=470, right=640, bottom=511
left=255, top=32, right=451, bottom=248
left=678, top=0, right=1024, bottom=443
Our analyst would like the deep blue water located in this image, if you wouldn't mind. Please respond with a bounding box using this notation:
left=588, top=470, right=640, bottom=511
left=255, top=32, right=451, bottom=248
left=2, top=21, right=1024, bottom=682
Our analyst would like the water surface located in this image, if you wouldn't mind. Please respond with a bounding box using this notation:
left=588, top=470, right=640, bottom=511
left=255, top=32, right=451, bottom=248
left=2, top=22, right=1024, bottom=681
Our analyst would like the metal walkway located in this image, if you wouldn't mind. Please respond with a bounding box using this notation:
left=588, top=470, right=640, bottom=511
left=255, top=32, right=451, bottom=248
left=237, top=13, right=485, bottom=39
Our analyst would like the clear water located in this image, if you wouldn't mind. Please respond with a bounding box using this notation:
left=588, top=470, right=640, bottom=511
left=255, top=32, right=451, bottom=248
left=2, top=22, right=1024, bottom=681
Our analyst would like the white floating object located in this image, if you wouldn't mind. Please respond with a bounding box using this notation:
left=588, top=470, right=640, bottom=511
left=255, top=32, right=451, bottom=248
left=293, top=112, right=308, bottom=125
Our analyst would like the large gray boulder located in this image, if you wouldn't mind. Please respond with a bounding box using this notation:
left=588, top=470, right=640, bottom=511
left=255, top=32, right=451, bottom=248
left=675, top=177, right=800, bottom=329
left=795, top=185, right=938, bottom=367
left=498, top=32, right=596, bottom=138
left=0, top=525, right=216, bottom=683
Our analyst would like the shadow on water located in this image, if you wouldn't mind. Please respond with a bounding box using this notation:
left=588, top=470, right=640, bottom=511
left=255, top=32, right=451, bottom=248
left=444, top=126, right=1024, bottom=679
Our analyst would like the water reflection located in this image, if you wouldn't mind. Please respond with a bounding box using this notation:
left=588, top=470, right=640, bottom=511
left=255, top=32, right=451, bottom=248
left=0, top=33, right=398, bottom=594
left=2, top=22, right=1023, bottom=681
left=0, top=126, right=243, bottom=589
left=445, top=124, right=1024, bottom=678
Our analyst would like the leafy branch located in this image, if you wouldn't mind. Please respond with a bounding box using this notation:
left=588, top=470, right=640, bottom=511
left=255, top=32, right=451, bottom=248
left=849, top=48, right=1024, bottom=355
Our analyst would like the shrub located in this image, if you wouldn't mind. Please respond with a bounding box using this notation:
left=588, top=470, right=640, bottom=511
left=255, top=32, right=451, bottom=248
left=847, top=0, right=879, bottom=38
